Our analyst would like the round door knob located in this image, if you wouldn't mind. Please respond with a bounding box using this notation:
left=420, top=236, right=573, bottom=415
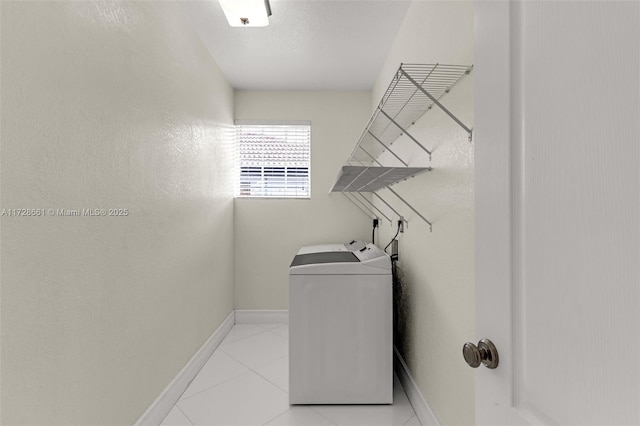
left=462, top=339, right=499, bottom=369
left=462, top=342, right=482, bottom=367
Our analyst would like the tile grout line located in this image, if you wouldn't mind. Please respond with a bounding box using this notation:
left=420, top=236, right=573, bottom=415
left=205, top=327, right=291, bottom=411
left=310, top=407, right=340, bottom=426
left=204, top=330, right=288, bottom=398
left=219, top=330, right=288, bottom=370
left=177, top=369, right=288, bottom=426
left=402, top=414, right=418, bottom=426
left=176, top=405, right=195, bottom=426
left=235, top=329, right=288, bottom=390
left=179, top=336, right=261, bottom=400
left=256, top=323, right=283, bottom=331
left=244, top=371, right=290, bottom=425
left=266, top=332, right=288, bottom=342
left=260, top=407, right=293, bottom=426
left=177, top=369, right=254, bottom=404
left=220, top=346, right=289, bottom=394
left=220, top=326, right=287, bottom=348
left=219, top=325, right=272, bottom=346
left=249, top=355, right=289, bottom=394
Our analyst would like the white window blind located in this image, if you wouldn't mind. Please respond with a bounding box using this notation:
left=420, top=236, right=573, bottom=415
left=237, top=123, right=311, bottom=198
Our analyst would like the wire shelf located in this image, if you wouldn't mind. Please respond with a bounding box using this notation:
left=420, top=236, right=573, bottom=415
left=348, top=63, right=472, bottom=166
left=331, top=166, right=431, bottom=193
left=331, top=63, right=473, bottom=231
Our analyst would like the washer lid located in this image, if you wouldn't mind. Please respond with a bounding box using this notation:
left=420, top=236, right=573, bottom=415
left=289, top=243, right=391, bottom=275
left=290, top=252, right=358, bottom=267
left=296, top=239, right=366, bottom=255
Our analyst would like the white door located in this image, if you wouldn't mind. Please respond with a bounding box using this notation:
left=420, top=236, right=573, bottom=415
left=474, top=1, right=639, bottom=425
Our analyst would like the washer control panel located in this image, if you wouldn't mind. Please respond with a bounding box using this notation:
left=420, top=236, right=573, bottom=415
left=345, top=239, right=366, bottom=252
left=354, top=244, right=389, bottom=264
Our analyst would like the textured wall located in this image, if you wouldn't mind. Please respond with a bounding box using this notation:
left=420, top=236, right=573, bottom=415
left=372, top=2, right=475, bottom=425
left=0, top=2, right=235, bottom=424
left=234, top=91, right=372, bottom=309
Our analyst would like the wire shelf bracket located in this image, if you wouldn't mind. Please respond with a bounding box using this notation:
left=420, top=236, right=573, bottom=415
left=378, top=109, right=432, bottom=160
left=371, top=192, right=402, bottom=218
left=384, top=186, right=433, bottom=232
left=353, top=192, right=392, bottom=223
left=366, top=130, right=408, bottom=166
left=342, top=192, right=376, bottom=221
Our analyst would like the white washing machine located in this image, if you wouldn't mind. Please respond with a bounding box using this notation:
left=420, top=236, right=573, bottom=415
left=289, top=243, right=392, bottom=404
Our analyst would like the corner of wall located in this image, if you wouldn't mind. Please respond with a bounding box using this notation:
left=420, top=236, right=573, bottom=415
left=371, top=1, right=475, bottom=425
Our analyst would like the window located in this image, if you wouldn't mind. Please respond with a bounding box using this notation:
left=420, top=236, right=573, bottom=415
left=236, top=122, right=311, bottom=198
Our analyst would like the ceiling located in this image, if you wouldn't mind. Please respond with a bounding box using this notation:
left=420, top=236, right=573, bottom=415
left=181, top=0, right=411, bottom=91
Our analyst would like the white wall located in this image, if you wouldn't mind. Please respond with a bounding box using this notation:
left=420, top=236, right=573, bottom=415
left=234, top=91, right=372, bottom=309
left=0, top=2, right=235, bottom=424
left=372, top=2, right=475, bottom=425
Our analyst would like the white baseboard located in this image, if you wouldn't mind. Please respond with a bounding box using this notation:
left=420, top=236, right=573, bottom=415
left=134, top=311, right=235, bottom=426
left=394, top=346, right=441, bottom=426
left=235, top=309, right=288, bottom=324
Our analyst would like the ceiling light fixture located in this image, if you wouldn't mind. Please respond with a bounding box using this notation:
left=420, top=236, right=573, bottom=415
left=219, top=0, right=272, bottom=27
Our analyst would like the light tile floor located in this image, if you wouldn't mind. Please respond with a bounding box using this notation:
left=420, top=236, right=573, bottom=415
left=160, top=324, right=421, bottom=426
